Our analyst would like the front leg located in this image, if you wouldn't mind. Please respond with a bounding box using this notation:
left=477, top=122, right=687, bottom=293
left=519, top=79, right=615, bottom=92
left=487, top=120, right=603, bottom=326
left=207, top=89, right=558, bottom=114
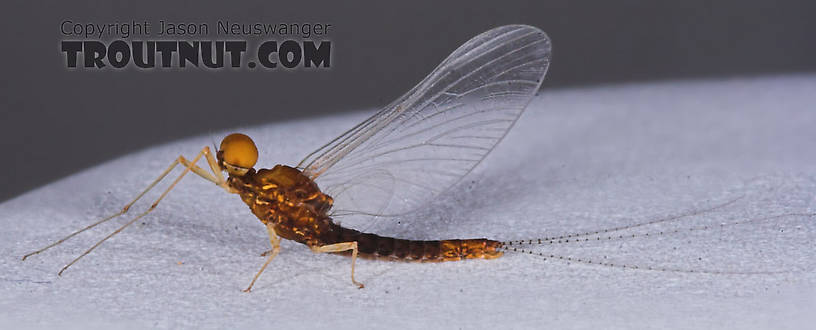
left=311, top=242, right=364, bottom=289
left=23, top=147, right=223, bottom=274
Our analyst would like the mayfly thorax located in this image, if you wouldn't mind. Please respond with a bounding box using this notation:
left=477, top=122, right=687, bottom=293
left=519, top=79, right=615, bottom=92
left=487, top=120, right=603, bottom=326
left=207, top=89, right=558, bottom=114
left=21, top=25, right=814, bottom=291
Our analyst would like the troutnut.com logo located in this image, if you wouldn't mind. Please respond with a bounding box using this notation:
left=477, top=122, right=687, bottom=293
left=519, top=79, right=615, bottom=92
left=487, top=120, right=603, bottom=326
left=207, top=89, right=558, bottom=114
left=60, top=20, right=333, bottom=70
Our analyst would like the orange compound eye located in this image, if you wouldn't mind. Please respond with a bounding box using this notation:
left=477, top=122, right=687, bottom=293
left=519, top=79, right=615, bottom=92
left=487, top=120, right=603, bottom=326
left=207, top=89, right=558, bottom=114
left=219, top=133, right=258, bottom=169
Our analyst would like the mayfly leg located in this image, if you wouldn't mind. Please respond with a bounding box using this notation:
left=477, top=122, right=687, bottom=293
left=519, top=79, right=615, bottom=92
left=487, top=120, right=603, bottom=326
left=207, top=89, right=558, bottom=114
left=243, top=223, right=281, bottom=293
left=311, top=242, right=364, bottom=289
left=22, top=146, right=229, bottom=275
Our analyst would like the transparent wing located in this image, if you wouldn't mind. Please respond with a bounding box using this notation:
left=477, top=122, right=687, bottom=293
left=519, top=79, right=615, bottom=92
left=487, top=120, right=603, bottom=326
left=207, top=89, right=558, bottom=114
left=298, top=25, right=551, bottom=227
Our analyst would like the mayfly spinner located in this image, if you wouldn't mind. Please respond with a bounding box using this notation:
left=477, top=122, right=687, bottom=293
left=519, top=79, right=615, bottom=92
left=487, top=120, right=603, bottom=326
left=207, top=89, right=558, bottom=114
left=23, top=25, right=549, bottom=291
left=23, top=25, right=810, bottom=291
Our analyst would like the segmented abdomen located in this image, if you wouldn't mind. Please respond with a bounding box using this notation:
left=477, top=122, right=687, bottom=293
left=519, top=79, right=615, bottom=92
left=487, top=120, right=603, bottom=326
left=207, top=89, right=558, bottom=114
left=322, top=222, right=503, bottom=261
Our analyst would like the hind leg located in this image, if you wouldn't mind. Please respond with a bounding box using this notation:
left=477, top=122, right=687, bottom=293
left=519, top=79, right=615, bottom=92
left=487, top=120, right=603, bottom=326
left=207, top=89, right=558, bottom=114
left=311, top=242, right=364, bottom=289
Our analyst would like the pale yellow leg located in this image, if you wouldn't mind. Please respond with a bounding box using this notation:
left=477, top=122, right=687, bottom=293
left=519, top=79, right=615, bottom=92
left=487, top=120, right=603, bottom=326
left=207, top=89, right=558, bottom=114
left=311, top=242, right=364, bottom=289
left=243, top=224, right=281, bottom=293
left=203, top=147, right=228, bottom=187
left=22, top=158, right=180, bottom=261
left=22, top=147, right=227, bottom=262
left=23, top=147, right=228, bottom=276
left=180, top=147, right=234, bottom=192
left=178, top=157, right=217, bottom=184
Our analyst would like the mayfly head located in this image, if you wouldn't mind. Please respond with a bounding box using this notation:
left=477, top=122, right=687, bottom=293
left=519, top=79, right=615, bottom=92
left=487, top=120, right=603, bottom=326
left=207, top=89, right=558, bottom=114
left=217, top=133, right=258, bottom=176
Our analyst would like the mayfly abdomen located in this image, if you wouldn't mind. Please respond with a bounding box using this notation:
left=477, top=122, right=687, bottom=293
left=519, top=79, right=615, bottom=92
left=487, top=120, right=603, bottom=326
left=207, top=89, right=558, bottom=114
left=324, top=222, right=503, bottom=261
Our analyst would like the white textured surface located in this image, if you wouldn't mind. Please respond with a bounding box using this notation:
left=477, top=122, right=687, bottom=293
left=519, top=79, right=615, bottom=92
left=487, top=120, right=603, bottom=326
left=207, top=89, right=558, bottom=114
left=3, top=75, right=816, bottom=329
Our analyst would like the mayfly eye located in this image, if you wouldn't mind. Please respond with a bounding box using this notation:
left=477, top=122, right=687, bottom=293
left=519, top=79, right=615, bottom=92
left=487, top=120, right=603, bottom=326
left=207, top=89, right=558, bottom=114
left=294, top=190, right=308, bottom=199
left=219, top=133, right=258, bottom=169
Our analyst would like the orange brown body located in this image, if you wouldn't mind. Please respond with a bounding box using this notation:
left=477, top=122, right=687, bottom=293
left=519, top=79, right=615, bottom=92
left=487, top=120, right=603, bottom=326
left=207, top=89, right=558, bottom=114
left=228, top=164, right=504, bottom=262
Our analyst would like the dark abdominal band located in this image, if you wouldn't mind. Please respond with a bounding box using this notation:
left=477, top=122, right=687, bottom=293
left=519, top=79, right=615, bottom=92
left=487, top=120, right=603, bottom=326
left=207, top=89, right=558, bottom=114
left=322, top=221, right=502, bottom=261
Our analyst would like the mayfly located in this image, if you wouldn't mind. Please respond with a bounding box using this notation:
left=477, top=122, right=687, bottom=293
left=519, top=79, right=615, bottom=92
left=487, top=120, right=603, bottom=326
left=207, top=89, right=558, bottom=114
left=20, top=25, right=812, bottom=291
left=23, top=25, right=548, bottom=290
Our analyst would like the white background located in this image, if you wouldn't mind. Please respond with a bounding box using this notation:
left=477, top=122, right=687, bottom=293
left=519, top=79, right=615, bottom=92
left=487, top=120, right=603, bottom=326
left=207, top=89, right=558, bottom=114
left=3, top=74, right=815, bottom=329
